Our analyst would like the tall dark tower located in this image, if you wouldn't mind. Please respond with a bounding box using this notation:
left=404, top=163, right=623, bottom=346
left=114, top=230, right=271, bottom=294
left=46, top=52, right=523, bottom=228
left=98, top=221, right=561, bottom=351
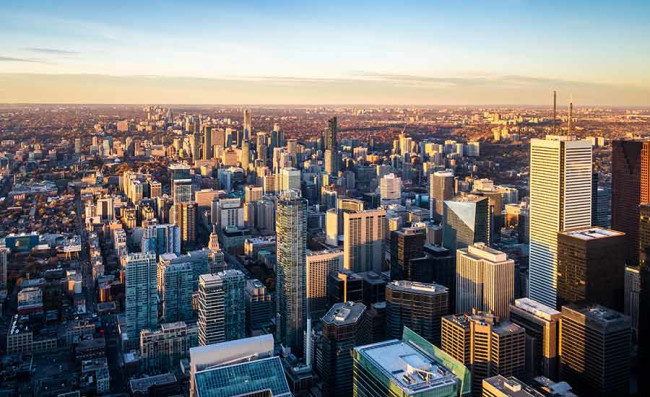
left=324, top=117, right=338, bottom=152
left=553, top=90, right=557, bottom=134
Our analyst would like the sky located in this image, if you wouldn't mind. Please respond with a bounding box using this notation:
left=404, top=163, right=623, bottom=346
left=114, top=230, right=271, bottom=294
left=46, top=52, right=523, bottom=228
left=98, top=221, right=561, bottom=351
left=1, top=0, right=649, bottom=105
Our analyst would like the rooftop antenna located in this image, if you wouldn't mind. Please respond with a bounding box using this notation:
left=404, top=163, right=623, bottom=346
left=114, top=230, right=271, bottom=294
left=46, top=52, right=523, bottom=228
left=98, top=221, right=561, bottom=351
left=553, top=90, right=557, bottom=134
left=568, top=95, right=574, bottom=136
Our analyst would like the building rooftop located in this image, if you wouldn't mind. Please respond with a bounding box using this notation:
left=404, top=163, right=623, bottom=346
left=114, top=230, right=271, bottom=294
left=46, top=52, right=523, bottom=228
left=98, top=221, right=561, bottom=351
left=129, top=373, right=177, bottom=394
left=355, top=339, right=458, bottom=395
left=322, top=302, right=366, bottom=326
left=562, top=303, right=630, bottom=332
left=483, top=375, right=544, bottom=397
left=462, top=242, right=509, bottom=262
left=513, top=298, right=560, bottom=320
left=193, top=356, right=291, bottom=397
left=560, top=227, right=624, bottom=240
left=387, top=280, right=448, bottom=295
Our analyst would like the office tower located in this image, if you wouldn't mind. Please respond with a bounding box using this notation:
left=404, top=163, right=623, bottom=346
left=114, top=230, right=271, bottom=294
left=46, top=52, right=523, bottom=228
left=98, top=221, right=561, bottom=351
left=611, top=140, right=649, bottom=265
left=357, top=271, right=388, bottom=306
left=529, top=136, right=592, bottom=309
left=441, top=311, right=526, bottom=395
left=306, top=249, right=343, bottom=318
left=240, top=139, right=250, bottom=172
left=275, top=190, right=307, bottom=355
left=123, top=252, right=158, bottom=340
left=423, top=244, right=456, bottom=309
left=318, top=302, right=368, bottom=397
left=390, top=227, right=426, bottom=281
left=556, top=228, right=625, bottom=311
left=324, top=117, right=337, bottom=151
left=343, top=208, right=386, bottom=273
left=197, top=270, right=246, bottom=346
left=243, top=108, right=252, bottom=140
left=173, top=202, right=196, bottom=247
left=169, top=162, right=191, bottom=181
left=352, top=327, right=468, bottom=397
left=509, top=298, right=560, bottom=380
left=324, top=149, right=339, bottom=175
left=559, top=303, right=631, bottom=396
left=172, top=178, right=192, bottom=204
left=190, top=131, right=200, bottom=160
left=380, top=173, right=401, bottom=204
left=443, top=195, right=490, bottom=251
left=149, top=180, right=162, bottom=198
left=329, top=270, right=363, bottom=305
left=640, top=204, right=650, bottom=395
left=244, top=185, right=263, bottom=202
left=482, top=376, right=545, bottom=397
left=430, top=171, right=455, bottom=221
left=139, top=321, right=198, bottom=372
left=245, top=279, right=272, bottom=334
left=190, top=335, right=290, bottom=397
left=0, top=247, right=8, bottom=290
left=74, top=137, right=82, bottom=154
left=279, top=167, right=301, bottom=191
left=157, top=261, right=194, bottom=322
left=202, top=125, right=212, bottom=160
left=592, top=185, right=611, bottom=228
left=386, top=280, right=449, bottom=345
left=456, top=243, right=514, bottom=318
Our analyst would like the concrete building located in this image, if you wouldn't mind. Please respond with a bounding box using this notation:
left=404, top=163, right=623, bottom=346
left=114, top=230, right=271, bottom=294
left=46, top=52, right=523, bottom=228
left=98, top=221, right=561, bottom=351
left=430, top=170, right=455, bottom=221
left=509, top=298, right=560, bottom=380
left=245, top=279, right=272, bottom=334
left=197, top=270, right=246, bottom=346
left=482, top=375, right=544, bottom=397
left=139, top=321, right=198, bottom=372
left=306, top=249, right=343, bottom=318
left=456, top=243, right=514, bottom=318
left=157, top=261, right=194, bottom=323
left=529, top=136, right=592, bottom=309
left=441, top=310, right=526, bottom=395
left=343, top=208, right=386, bottom=273
left=380, top=173, right=402, bottom=204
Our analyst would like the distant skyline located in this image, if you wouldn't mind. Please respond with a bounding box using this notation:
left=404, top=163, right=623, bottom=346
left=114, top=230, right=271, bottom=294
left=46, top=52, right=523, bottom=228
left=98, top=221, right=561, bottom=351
left=1, top=0, right=649, bottom=105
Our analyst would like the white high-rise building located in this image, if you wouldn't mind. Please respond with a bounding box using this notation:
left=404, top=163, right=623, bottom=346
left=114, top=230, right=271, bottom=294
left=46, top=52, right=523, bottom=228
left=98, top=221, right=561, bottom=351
left=279, top=167, right=301, bottom=192
left=529, top=135, right=592, bottom=308
left=380, top=173, right=402, bottom=204
left=456, top=243, right=515, bottom=318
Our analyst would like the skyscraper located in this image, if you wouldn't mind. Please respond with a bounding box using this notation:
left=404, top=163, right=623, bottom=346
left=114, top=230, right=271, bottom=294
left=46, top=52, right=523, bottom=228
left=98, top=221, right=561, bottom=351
left=441, top=310, right=526, bottom=395
left=306, top=249, right=343, bottom=319
left=157, top=261, right=194, bottom=323
left=202, top=125, right=212, bottom=160
left=318, top=302, right=368, bottom=397
left=123, top=252, right=158, bottom=340
left=172, top=178, right=192, bottom=204
left=324, top=149, right=339, bottom=175
left=275, top=189, right=307, bottom=355
left=0, top=247, right=8, bottom=291
left=343, top=208, right=386, bottom=273
left=455, top=243, right=514, bottom=318
left=556, top=228, right=625, bottom=311
left=611, top=140, right=649, bottom=265
left=508, top=298, right=560, bottom=380
left=245, top=279, right=273, bottom=334
left=430, top=170, right=455, bottom=221
left=173, top=201, right=196, bottom=248
left=442, top=195, right=490, bottom=251
left=324, top=117, right=337, bottom=151
left=529, top=136, right=592, bottom=308
left=197, top=270, right=246, bottom=346
left=380, top=173, right=402, bottom=204
left=243, top=108, right=252, bottom=141
left=386, top=280, right=449, bottom=345
left=559, top=303, right=631, bottom=396
left=390, top=226, right=427, bottom=281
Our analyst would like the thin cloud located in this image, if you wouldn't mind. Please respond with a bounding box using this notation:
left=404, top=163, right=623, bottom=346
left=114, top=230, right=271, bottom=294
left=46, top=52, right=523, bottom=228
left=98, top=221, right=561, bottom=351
left=26, top=47, right=79, bottom=55
left=0, top=56, right=44, bottom=63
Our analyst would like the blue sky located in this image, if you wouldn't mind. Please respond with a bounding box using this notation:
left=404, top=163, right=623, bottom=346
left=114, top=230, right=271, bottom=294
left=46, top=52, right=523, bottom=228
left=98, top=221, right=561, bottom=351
left=1, top=0, right=649, bottom=104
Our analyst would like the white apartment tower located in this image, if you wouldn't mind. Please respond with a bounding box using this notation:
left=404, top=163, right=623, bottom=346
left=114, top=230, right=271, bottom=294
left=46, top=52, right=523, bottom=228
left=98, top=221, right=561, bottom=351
left=529, top=135, right=592, bottom=308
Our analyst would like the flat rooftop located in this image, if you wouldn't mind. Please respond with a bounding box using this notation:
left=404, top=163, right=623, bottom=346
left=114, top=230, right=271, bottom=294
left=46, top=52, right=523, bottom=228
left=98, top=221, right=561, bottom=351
left=322, top=302, right=366, bottom=325
left=388, top=280, right=448, bottom=295
left=513, top=298, right=560, bottom=320
left=355, top=339, right=457, bottom=394
left=483, top=375, right=544, bottom=397
left=129, top=373, right=177, bottom=393
left=560, top=227, right=624, bottom=240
